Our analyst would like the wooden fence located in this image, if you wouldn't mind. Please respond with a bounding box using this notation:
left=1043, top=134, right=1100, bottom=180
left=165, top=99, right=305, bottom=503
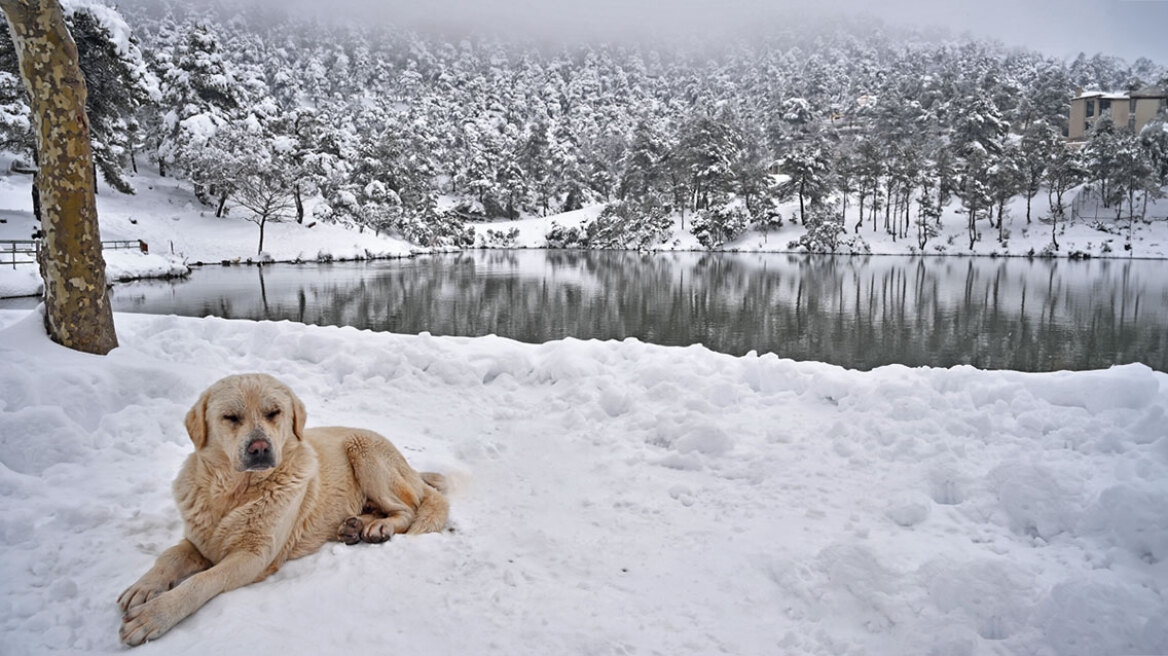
left=1, top=239, right=147, bottom=269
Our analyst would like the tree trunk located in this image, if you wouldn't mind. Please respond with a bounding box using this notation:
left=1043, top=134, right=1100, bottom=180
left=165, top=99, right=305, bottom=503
left=968, top=202, right=978, bottom=250
left=856, top=192, right=865, bottom=234
left=215, top=190, right=229, bottom=218
left=884, top=184, right=892, bottom=233
left=31, top=175, right=42, bottom=224
left=2, top=0, right=116, bottom=354
left=258, top=215, right=266, bottom=255
left=294, top=183, right=304, bottom=223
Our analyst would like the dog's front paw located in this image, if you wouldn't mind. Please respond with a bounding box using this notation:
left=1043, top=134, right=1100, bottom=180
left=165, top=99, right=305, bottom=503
left=120, top=592, right=182, bottom=646
left=338, top=517, right=364, bottom=545
left=117, top=579, right=168, bottom=613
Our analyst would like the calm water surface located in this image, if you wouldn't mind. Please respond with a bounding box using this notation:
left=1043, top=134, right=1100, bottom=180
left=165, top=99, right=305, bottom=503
left=8, top=251, right=1165, bottom=371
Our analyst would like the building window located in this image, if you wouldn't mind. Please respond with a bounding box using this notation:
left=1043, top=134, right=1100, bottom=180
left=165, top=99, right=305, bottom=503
left=1100, top=99, right=1111, bottom=113
left=1086, top=99, right=1095, bottom=116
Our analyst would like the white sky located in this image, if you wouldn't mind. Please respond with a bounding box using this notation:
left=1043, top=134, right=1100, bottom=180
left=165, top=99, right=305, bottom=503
left=267, top=0, right=1168, bottom=65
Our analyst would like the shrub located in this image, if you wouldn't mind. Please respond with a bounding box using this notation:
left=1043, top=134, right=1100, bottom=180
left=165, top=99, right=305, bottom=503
left=690, top=203, right=749, bottom=249
left=585, top=202, right=672, bottom=250
left=545, top=222, right=588, bottom=249
left=480, top=227, right=521, bottom=248
left=788, top=204, right=870, bottom=254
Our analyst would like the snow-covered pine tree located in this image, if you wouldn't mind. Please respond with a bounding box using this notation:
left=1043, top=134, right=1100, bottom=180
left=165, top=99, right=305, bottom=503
left=951, top=96, right=1008, bottom=248
left=777, top=136, right=833, bottom=225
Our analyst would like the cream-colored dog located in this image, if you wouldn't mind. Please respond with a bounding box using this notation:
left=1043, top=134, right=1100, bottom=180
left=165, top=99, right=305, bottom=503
left=118, top=373, right=448, bottom=646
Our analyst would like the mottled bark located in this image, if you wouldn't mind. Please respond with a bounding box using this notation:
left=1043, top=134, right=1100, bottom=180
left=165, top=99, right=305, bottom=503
left=2, top=0, right=117, bottom=354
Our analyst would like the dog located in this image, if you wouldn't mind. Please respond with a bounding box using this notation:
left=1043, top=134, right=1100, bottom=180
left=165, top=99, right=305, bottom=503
left=117, top=373, right=448, bottom=646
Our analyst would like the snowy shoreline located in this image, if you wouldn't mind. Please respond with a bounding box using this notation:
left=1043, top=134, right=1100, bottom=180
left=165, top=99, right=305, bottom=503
left=3, top=165, right=1167, bottom=299
left=1, top=309, right=1166, bottom=655
left=3, top=243, right=1162, bottom=301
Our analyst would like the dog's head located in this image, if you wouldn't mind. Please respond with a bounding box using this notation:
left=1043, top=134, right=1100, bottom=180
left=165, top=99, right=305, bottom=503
left=184, top=374, right=306, bottom=472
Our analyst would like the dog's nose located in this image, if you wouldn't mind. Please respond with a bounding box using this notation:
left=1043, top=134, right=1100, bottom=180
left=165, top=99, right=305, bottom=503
left=247, top=439, right=271, bottom=456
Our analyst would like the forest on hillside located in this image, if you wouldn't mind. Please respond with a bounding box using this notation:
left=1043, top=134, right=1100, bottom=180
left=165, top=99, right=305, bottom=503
left=2, top=0, right=1167, bottom=252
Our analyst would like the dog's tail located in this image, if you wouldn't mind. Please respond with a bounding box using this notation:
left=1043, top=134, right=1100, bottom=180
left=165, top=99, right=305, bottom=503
left=420, top=471, right=448, bottom=493
left=407, top=473, right=449, bottom=535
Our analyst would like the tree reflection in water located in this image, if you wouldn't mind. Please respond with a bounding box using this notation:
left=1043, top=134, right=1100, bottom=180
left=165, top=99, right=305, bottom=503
left=98, top=251, right=1166, bottom=372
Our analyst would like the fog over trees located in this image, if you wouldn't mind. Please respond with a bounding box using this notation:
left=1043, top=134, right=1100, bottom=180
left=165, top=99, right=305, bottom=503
left=2, top=0, right=1166, bottom=252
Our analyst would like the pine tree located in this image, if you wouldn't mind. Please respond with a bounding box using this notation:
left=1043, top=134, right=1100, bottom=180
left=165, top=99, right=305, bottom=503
left=154, top=21, right=242, bottom=200
left=1082, top=113, right=1121, bottom=210
left=952, top=97, right=1008, bottom=248
left=778, top=136, right=833, bottom=225
left=1, top=1, right=156, bottom=194
left=1045, top=146, right=1085, bottom=251
left=1018, top=121, right=1060, bottom=223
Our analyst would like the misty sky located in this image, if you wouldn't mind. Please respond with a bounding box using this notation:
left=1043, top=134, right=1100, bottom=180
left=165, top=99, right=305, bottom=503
left=307, top=0, right=1168, bottom=65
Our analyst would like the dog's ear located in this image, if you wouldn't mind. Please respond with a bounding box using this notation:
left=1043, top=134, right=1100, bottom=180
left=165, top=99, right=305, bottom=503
left=289, top=389, right=307, bottom=441
left=184, top=389, right=210, bottom=449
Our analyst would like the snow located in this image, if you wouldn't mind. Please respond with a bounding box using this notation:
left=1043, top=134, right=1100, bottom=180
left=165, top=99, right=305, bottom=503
left=62, top=0, right=161, bottom=102
left=1, top=308, right=1166, bottom=655
left=470, top=187, right=1168, bottom=257
left=0, top=167, right=417, bottom=298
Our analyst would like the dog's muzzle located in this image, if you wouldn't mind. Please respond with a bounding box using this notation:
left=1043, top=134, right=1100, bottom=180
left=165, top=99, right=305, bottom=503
left=242, top=430, right=275, bottom=471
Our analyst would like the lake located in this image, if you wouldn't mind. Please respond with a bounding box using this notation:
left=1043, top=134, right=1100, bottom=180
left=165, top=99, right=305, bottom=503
left=4, top=251, right=1165, bottom=371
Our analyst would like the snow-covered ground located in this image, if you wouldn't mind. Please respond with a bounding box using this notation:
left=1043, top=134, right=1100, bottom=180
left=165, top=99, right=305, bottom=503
left=1, top=307, right=1165, bottom=655
left=0, top=164, right=416, bottom=297
left=468, top=187, right=1168, bottom=258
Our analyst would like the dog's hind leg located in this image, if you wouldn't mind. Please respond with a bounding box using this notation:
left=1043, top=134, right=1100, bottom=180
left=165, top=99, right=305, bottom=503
left=342, top=431, right=421, bottom=543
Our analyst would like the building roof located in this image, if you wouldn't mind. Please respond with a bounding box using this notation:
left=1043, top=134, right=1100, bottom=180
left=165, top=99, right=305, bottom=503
left=1076, top=86, right=1166, bottom=101
left=1075, top=91, right=1129, bottom=100
left=1130, top=85, right=1167, bottom=98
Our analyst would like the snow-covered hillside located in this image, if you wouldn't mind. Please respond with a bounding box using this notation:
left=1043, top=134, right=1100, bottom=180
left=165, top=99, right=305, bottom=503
left=1, top=308, right=1165, bottom=655
left=469, top=185, right=1168, bottom=258
left=0, top=165, right=417, bottom=297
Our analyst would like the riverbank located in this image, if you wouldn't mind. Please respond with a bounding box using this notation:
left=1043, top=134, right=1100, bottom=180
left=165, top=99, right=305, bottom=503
left=3, top=164, right=1166, bottom=299
left=1, top=308, right=1165, bottom=655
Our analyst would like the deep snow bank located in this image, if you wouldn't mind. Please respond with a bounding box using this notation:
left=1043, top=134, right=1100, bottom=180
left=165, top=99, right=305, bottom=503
left=0, top=310, right=1166, bottom=656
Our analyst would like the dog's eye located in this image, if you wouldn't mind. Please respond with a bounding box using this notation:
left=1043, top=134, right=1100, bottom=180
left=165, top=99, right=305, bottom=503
left=265, top=409, right=281, bottom=421
left=223, top=414, right=241, bottom=425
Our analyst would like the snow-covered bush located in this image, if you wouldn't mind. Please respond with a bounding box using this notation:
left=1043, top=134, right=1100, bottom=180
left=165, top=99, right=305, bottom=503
left=789, top=204, right=846, bottom=253
left=789, top=204, right=871, bottom=254
left=752, top=203, right=783, bottom=242
left=390, top=205, right=474, bottom=248
left=585, top=202, right=671, bottom=250
left=449, top=198, right=488, bottom=221
left=545, top=222, right=588, bottom=249
left=690, top=203, right=749, bottom=249
left=480, top=227, right=521, bottom=248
